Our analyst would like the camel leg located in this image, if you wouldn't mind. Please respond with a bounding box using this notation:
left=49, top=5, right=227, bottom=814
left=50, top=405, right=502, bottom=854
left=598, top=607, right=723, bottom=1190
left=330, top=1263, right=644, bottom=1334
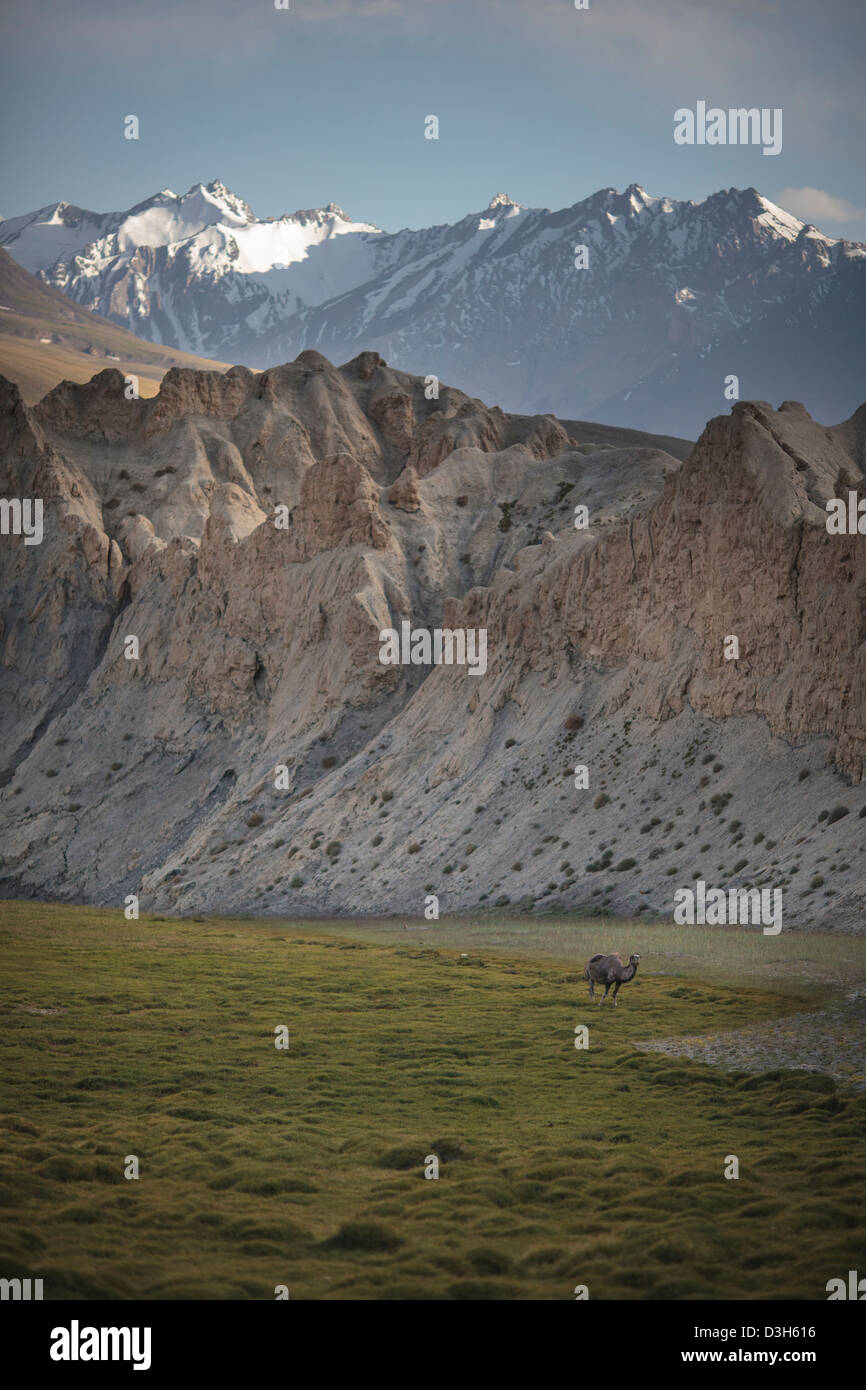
left=601, top=983, right=610, bottom=1005
left=588, top=981, right=595, bottom=1001
left=612, top=982, right=620, bottom=1007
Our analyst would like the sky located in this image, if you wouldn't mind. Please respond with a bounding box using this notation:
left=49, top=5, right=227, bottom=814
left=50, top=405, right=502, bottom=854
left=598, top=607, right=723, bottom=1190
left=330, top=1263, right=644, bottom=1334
left=2, top=0, right=865, bottom=240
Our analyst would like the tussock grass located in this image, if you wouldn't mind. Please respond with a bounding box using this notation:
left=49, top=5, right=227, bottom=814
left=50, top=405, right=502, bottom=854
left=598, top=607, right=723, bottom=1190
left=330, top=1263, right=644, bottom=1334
left=0, top=900, right=864, bottom=1300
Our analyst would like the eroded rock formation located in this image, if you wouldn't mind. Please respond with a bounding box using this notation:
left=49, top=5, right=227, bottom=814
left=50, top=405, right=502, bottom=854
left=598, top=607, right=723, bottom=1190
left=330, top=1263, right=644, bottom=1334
left=0, top=353, right=863, bottom=926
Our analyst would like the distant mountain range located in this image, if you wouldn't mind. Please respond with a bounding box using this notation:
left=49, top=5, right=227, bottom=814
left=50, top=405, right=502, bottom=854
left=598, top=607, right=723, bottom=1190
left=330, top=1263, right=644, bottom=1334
left=2, top=180, right=864, bottom=435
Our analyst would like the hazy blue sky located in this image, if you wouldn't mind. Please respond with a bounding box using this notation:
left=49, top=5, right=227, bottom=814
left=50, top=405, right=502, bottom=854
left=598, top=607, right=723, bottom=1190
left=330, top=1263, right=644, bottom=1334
left=3, top=0, right=865, bottom=238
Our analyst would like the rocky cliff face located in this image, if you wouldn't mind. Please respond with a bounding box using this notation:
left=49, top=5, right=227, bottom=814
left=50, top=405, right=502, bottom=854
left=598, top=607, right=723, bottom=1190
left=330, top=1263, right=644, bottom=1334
left=0, top=353, right=863, bottom=927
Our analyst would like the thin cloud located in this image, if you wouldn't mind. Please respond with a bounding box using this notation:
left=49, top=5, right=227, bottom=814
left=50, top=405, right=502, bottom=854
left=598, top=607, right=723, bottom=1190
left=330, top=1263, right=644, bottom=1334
left=9, top=0, right=865, bottom=92
left=775, top=187, right=866, bottom=224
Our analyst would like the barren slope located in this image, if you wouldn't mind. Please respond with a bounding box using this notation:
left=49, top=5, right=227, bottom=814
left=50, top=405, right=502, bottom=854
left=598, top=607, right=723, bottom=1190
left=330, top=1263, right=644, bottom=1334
left=0, top=353, right=863, bottom=926
left=0, top=248, right=231, bottom=403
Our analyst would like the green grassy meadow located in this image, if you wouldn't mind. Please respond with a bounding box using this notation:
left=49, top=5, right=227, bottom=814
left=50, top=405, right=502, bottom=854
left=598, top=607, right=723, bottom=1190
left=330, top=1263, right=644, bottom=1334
left=1, top=900, right=865, bottom=1300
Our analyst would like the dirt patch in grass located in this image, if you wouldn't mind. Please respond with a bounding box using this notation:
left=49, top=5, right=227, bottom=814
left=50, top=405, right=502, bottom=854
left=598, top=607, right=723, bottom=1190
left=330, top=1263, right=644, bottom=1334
left=635, top=991, right=866, bottom=1091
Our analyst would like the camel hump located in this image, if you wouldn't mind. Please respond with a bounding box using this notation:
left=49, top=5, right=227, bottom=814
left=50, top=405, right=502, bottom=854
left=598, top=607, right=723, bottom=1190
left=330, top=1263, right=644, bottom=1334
left=585, top=952, right=608, bottom=980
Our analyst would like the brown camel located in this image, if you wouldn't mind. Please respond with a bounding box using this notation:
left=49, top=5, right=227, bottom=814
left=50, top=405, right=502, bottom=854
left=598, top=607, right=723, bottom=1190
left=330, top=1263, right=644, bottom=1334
left=583, top=952, right=641, bottom=1006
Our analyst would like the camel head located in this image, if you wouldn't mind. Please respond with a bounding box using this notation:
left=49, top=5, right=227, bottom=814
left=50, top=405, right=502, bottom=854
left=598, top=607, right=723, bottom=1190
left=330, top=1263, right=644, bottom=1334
left=628, top=953, right=641, bottom=967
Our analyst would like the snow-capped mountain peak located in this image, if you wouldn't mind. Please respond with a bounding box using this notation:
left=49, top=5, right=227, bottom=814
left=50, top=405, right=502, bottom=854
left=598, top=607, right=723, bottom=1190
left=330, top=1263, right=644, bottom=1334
left=186, top=180, right=255, bottom=226
left=287, top=201, right=377, bottom=231
left=488, top=192, right=519, bottom=210
left=111, top=184, right=255, bottom=254
left=753, top=192, right=807, bottom=241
